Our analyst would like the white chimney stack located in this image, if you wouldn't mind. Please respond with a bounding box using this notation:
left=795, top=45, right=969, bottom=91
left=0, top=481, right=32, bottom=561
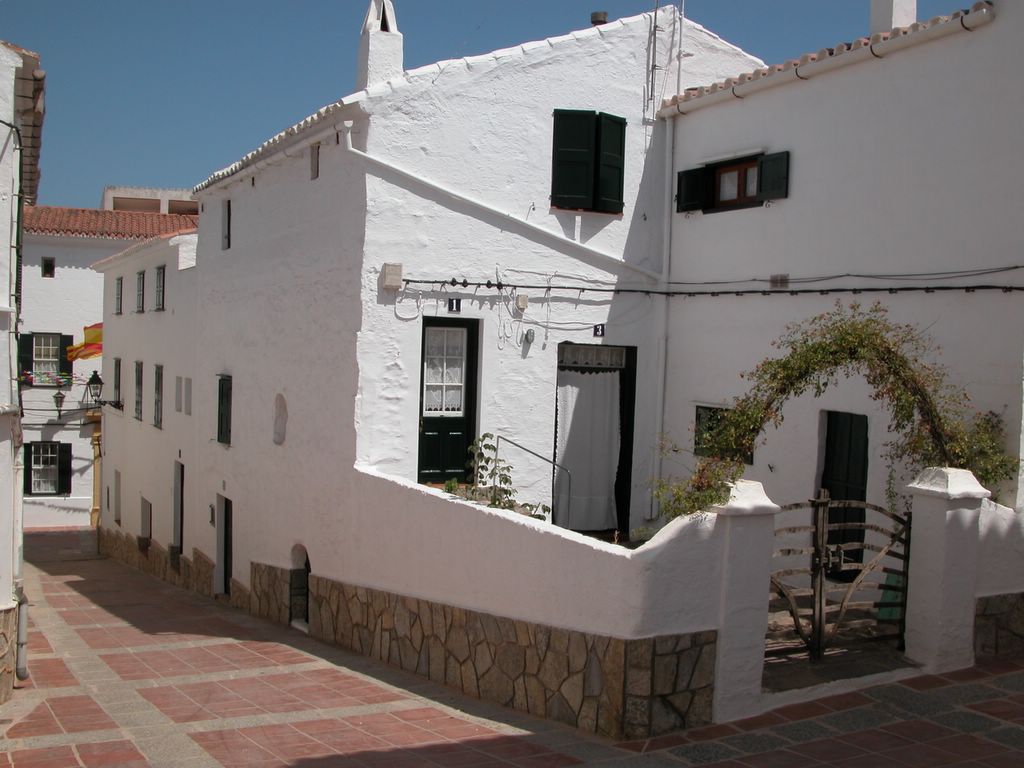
left=356, top=0, right=403, bottom=90
left=871, top=0, right=917, bottom=35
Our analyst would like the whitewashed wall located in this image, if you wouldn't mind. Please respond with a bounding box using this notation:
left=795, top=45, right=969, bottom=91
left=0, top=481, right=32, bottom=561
left=20, top=235, right=113, bottom=527
left=183, top=5, right=761, bottom=595
left=0, top=44, right=21, bottom=606
left=355, top=7, right=760, bottom=525
left=95, top=235, right=198, bottom=552
left=664, top=2, right=1024, bottom=510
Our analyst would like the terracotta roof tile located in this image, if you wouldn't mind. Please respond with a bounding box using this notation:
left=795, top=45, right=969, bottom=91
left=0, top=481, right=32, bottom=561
left=660, top=2, right=995, bottom=114
left=24, top=206, right=198, bottom=240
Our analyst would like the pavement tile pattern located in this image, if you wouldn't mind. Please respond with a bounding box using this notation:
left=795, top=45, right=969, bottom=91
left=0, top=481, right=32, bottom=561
left=2, top=529, right=1024, bottom=767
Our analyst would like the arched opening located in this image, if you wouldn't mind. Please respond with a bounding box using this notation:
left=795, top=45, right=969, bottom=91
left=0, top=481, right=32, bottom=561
left=289, top=544, right=311, bottom=631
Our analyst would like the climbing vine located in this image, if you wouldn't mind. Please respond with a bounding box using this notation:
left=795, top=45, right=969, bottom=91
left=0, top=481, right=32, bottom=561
left=656, top=302, right=1018, bottom=518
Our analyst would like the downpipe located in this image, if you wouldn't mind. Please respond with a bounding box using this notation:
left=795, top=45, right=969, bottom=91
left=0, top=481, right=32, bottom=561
left=15, top=581, right=28, bottom=680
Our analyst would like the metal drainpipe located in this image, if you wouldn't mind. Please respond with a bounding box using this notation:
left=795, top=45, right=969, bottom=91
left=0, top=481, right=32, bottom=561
left=15, top=581, right=28, bottom=680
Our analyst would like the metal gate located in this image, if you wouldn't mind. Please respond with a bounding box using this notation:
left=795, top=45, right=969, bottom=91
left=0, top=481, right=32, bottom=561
left=769, top=490, right=911, bottom=660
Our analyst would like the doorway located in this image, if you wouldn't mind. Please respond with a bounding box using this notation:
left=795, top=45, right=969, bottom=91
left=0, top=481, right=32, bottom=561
left=217, top=495, right=233, bottom=596
left=552, top=343, right=636, bottom=535
left=417, top=318, right=479, bottom=484
left=820, top=411, right=869, bottom=578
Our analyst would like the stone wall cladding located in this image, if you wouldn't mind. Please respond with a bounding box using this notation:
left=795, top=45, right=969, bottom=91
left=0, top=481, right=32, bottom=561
left=307, top=573, right=715, bottom=739
left=0, top=604, right=15, bottom=705
left=250, top=562, right=290, bottom=626
left=976, top=592, right=1024, bottom=658
left=98, top=526, right=214, bottom=597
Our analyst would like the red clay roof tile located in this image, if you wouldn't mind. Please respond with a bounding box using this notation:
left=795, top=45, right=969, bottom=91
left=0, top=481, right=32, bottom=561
left=24, top=206, right=198, bottom=240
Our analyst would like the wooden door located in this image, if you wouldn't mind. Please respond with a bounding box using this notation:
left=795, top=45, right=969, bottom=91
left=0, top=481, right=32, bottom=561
left=820, top=411, right=869, bottom=578
left=418, top=319, right=478, bottom=484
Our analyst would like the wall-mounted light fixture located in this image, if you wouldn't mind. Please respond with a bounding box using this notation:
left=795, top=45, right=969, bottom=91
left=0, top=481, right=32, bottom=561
left=52, top=388, right=65, bottom=420
left=86, top=370, right=123, bottom=409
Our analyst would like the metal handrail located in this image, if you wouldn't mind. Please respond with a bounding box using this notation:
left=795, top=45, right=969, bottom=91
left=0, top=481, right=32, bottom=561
left=495, top=435, right=571, bottom=525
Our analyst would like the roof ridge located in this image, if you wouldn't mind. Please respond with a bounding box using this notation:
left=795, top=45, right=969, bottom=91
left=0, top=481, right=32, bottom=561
left=195, top=6, right=676, bottom=193
left=661, top=2, right=993, bottom=113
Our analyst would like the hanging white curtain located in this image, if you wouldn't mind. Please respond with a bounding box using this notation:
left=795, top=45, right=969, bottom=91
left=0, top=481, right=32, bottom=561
left=554, top=370, right=619, bottom=530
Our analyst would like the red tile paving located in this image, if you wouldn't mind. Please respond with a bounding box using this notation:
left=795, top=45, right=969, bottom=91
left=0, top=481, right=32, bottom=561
left=100, top=639, right=310, bottom=680
left=5, top=696, right=116, bottom=739
left=9, top=531, right=1024, bottom=768
left=13, top=658, right=77, bottom=690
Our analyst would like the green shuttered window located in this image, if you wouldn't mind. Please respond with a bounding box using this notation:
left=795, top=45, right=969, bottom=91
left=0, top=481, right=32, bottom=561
left=677, top=151, right=790, bottom=213
left=551, top=110, right=626, bottom=214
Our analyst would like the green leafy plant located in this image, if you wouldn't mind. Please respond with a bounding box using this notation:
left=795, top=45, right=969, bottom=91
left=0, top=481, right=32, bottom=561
left=442, top=477, right=460, bottom=494
left=656, top=302, right=1019, bottom=518
left=467, top=433, right=516, bottom=509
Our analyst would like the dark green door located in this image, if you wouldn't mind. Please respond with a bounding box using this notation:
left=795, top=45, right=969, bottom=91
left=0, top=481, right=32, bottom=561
left=820, top=411, right=868, bottom=578
left=221, top=498, right=233, bottom=596
left=418, top=318, right=478, bottom=484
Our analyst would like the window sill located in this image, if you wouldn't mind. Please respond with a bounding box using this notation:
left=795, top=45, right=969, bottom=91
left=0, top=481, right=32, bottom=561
left=550, top=205, right=624, bottom=217
left=154, top=307, right=165, bottom=313
left=25, top=492, right=70, bottom=498
left=684, top=201, right=765, bottom=216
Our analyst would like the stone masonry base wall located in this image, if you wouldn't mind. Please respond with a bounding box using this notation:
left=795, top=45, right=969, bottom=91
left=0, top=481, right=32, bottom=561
left=95, top=527, right=716, bottom=739
left=0, top=603, right=15, bottom=705
left=306, top=572, right=715, bottom=739
left=975, top=592, right=1024, bottom=658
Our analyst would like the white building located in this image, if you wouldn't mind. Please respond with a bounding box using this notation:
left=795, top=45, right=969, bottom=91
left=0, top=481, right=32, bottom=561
left=93, top=0, right=1024, bottom=735
left=20, top=205, right=198, bottom=528
left=657, top=0, right=1024, bottom=511
left=0, top=38, right=44, bottom=704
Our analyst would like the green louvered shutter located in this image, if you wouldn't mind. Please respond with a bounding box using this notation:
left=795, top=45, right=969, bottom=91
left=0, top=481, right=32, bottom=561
left=551, top=110, right=597, bottom=210
left=758, top=151, right=790, bottom=201
left=595, top=113, right=626, bottom=214
left=58, top=443, right=72, bottom=495
left=677, top=167, right=712, bottom=212
left=23, top=445, right=32, bottom=495
left=60, top=334, right=74, bottom=381
left=18, top=333, right=32, bottom=386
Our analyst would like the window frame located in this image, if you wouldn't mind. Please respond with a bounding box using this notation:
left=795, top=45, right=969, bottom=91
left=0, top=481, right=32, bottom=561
left=153, top=364, right=163, bottom=429
left=217, top=375, right=232, bottom=444
left=221, top=199, right=231, bottom=250
left=114, top=276, right=123, bottom=315
left=32, top=333, right=61, bottom=381
left=677, top=151, right=790, bottom=215
left=422, top=326, right=468, bottom=418
left=134, top=361, right=143, bottom=421
left=41, top=256, right=55, bottom=278
left=155, top=265, right=166, bottom=311
left=113, top=358, right=122, bottom=409
left=25, top=441, right=72, bottom=497
left=136, top=270, right=145, bottom=313
left=694, top=405, right=754, bottom=465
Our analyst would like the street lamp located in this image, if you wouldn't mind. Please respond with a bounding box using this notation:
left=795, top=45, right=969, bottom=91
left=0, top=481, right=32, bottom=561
left=86, top=370, right=122, bottom=409
left=52, top=388, right=65, bottom=420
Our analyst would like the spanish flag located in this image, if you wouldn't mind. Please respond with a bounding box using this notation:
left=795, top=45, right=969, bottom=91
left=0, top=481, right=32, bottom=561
left=66, top=323, right=102, bottom=361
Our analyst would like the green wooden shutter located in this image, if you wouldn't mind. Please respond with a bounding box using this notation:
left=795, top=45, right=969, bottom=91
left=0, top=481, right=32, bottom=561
left=677, top=167, right=712, bottom=212
left=18, top=333, right=33, bottom=386
left=551, top=110, right=597, bottom=210
left=218, top=376, right=232, bottom=444
left=58, top=443, right=72, bottom=495
left=60, top=334, right=74, bottom=380
left=23, top=444, right=32, bottom=495
left=595, top=113, right=626, bottom=214
left=758, top=151, right=790, bottom=201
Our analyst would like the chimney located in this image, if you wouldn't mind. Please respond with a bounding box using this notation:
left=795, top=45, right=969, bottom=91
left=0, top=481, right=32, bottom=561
left=356, top=0, right=404, bottom=90
left=870, top=0, right=917, bottom=35
left=591, top=11, right=609, bottom=26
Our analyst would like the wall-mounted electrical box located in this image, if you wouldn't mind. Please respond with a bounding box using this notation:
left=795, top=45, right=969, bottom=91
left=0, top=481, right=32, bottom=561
left=381, top=263, right=403, bottom=291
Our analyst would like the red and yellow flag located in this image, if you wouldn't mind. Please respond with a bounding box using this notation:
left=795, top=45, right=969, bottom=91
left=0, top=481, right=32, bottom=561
left=66, top=322, right=102, bottom=361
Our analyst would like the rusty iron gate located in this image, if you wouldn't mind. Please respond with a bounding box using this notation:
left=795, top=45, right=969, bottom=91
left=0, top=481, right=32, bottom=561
left=769, top=490, right=911, bottom=661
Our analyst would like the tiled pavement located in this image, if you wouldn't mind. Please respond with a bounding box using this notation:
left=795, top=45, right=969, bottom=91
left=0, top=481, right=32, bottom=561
left=2, top=531, right=1024, bottom=767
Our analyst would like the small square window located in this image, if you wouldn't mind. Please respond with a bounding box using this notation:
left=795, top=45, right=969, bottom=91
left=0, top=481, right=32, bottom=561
left=694, top=405, right=753, bottom=465
left=550, top=110, right=626, bottom=214
left=41, top=257, right=55, bottom=278
left=677, top=151, right=790, bottom=214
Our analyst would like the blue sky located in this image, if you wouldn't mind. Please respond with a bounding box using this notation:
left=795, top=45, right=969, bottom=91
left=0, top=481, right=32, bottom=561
left=2, top=0, right=956, bottom=208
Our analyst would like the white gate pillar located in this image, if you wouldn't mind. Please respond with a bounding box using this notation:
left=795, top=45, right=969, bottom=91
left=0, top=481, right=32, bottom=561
left=905, top=467, right=990, bottom=672
left=712, top=480, right=779, bottom=723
